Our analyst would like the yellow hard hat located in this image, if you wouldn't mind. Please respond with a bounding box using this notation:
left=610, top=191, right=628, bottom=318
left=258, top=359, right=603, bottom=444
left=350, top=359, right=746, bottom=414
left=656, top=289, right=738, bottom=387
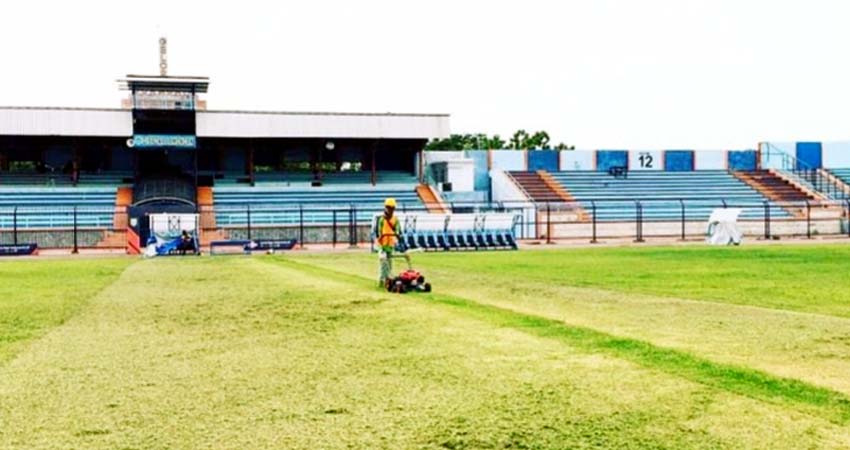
left=384, top=198, right=397, bottom=208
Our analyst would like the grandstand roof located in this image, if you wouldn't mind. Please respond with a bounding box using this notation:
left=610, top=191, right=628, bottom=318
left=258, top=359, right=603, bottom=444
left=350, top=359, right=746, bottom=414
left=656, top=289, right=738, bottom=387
left=117, top=75, right=210, bottom=93
left=0, top=106, right=450, bottom=139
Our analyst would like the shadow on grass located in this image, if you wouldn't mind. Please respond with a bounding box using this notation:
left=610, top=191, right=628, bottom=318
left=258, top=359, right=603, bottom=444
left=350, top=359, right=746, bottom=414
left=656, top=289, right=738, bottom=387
left=273, top=257, right=850, bottom=425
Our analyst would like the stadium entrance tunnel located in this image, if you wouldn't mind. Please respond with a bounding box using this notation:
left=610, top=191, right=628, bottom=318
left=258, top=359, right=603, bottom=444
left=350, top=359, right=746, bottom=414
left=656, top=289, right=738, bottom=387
left=127, top=201, right=199, bottom=255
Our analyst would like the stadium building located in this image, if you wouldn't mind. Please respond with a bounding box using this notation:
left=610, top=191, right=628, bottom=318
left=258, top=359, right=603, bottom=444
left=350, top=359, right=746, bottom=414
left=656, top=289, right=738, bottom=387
left=0, top=40, right=450, bottom=252
left=3, top=40, right=850, bottom=255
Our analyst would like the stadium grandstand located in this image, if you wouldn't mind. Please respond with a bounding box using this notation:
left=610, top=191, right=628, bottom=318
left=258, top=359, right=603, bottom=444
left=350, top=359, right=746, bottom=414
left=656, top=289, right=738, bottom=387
left=3, top=42, right=850, bottom=254
left=0, top=40, right=450, bottom=253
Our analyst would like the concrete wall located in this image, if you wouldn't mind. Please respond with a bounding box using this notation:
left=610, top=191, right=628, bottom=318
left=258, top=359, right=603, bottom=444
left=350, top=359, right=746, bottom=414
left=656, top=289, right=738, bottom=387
left=0, top=230, right=107, bottom=248
left=223, top=225, right=372, bottom=246
left=822, top=142, right=850, bottom=168
left=490, top=150, right=526, bottom=171
left=549, top=218, right=844, bottom=241
left=560, top=150, right=595, bottom=171
left=490, top=169, right=535, bottom=237
left=424, top=151, right=464, bottom=165
left=694, top=151, right=726, bottom=170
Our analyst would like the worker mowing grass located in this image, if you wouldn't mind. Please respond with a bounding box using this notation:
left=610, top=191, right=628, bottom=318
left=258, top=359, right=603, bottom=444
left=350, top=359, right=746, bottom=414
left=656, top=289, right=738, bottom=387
left=376, top=198, right=402, bottom=287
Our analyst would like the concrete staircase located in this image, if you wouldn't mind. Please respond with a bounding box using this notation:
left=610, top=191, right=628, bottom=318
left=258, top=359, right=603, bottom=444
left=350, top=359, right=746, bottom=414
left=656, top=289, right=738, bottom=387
left=112, top=187, right=133, bottom=230
left=508, top=171, right=568, bottom=203
left=733, top=170, right=815, bottom=217
left=416, top=184, right=448, bottom=213
left=508, top=170, right=589, bottom=224
left=197, top=186, right=216, bottom=230
left=197, top=186, right=221, bottom=248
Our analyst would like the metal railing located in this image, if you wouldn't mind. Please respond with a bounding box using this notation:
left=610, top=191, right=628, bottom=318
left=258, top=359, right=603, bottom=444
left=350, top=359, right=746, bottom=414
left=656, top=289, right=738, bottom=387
left=196, top=198, right=850, bottom=245
left=2, top=198, right=850, bottom=251
left=761, top=143, right=849, bottom=201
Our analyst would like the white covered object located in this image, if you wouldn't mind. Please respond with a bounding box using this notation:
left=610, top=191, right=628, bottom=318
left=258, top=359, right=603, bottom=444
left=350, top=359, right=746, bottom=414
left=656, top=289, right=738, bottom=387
left=706, top=208, right=743, bottom=245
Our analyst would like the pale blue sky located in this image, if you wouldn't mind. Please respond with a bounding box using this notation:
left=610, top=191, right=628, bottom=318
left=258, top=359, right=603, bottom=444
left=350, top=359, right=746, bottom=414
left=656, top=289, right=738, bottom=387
left=2, top=0, right=848, bottom=148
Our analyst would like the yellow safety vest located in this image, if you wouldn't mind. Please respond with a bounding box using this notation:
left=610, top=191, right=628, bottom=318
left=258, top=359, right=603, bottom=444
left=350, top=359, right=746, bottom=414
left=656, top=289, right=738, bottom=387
left=376, top=215, right=400, bottom=248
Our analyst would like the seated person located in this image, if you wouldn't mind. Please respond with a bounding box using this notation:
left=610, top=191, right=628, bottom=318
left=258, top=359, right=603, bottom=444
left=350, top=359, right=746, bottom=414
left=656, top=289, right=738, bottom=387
left=178, top=230, right=196, bottom=255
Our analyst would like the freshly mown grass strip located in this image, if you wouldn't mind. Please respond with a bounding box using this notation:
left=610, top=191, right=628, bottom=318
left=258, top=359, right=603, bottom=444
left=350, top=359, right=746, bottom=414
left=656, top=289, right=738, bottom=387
left=0, top=257, right=134, bottom=364
left=278, top=256, right=850, bottom=424
left=293, top=249, right=850, bottom=396
left=420, top=245, right=850, bottom=318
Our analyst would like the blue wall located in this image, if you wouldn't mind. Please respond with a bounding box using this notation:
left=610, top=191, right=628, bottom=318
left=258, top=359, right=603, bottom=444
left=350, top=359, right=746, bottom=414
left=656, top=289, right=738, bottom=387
left=527, top=151, right=559, bottom=172
left=596, top=150, right=628, bottom=172
left=727, top=150, right=758, bottom=171
left=664, top=150, right=694, bottom=171
left=795, top=142, right=823, bottom=169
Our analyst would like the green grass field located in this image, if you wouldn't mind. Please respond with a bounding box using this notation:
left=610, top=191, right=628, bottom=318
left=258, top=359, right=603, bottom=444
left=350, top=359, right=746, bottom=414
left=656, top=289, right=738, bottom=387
left=2, top=245, right=850, bottom=449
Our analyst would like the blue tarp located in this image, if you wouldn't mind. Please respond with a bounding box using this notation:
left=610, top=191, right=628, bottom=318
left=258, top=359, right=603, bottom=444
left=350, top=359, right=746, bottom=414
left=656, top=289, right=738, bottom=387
left=795, top=142, right=823, bottom=169
left=728, top=150, right=758, bottom=171
left=664, top=150, right=694, bottom=171
left=597, top=150, right=628, bottom=172
left=528, top=151, right=559, bottom=172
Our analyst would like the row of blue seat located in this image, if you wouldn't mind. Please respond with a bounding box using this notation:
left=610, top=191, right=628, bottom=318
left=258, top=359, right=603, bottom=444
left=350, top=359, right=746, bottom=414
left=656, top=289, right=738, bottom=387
left=213, top=185, right=424, bottom=226
left=214, top=207, right=396, bottom=226
left=549, top=171, right=790, bottom=221
left=0, top=172, right=132, bottom=186
left=829, top=169, right=850, bottom=186
left=215, top=171, right=418, bottom=187
left=0, top=210, right=115, bottom=228
left=399, top=231, right=517, bottom=251
left=0, top=187, right=117, bottom=229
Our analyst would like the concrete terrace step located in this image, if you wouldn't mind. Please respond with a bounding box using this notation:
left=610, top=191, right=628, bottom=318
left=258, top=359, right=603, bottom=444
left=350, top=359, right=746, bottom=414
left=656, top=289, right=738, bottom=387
left=544, top=170, right=790, bottom=222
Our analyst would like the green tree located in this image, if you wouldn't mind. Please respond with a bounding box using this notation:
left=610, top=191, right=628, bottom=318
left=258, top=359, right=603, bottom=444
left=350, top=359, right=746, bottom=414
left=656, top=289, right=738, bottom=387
left=425, top=130, right=569, bottom=151
left=508, top=130, right=530, bottom=149
left=528, top=131, right=550, bottom=150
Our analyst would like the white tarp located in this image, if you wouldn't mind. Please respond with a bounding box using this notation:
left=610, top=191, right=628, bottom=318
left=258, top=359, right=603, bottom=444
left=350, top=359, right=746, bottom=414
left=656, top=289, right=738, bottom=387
left=144, top=213, right=200, bottom=258
left=706, top=208, right=743, bottom=246
left=149, top=213, right=198, bottom=245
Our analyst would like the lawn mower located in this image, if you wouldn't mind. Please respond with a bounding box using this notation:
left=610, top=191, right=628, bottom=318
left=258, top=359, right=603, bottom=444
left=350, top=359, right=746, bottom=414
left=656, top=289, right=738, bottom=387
left=384, top=250, right=432, bottom=294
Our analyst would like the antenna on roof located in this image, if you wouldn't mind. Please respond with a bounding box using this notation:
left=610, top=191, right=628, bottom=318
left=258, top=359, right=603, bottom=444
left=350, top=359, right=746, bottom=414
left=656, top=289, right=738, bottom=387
left=159, top=36, right=168, bottom=76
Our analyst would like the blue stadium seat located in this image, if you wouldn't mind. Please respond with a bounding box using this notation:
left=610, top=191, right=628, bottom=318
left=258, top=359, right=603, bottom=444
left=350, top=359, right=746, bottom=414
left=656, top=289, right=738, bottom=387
left=549, top=170, right=790, bottom=221
left=0, top=187, right=116, bottom=229
left=217, top=170, right=418, bottom=188
left=828, top=168, right=850, bottom=187
left=213, top=174, right=424, bottom=226
left=381, top=213, right=518, bottom=252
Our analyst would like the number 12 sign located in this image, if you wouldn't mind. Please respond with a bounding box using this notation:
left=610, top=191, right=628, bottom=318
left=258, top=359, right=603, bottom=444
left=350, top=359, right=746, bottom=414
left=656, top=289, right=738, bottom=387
left=630, top=151, right=662, bottom=171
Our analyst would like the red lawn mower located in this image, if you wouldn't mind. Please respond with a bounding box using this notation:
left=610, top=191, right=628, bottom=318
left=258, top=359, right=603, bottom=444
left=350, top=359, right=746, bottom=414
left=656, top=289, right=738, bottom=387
left=385, top=251, right=432, bottom=294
